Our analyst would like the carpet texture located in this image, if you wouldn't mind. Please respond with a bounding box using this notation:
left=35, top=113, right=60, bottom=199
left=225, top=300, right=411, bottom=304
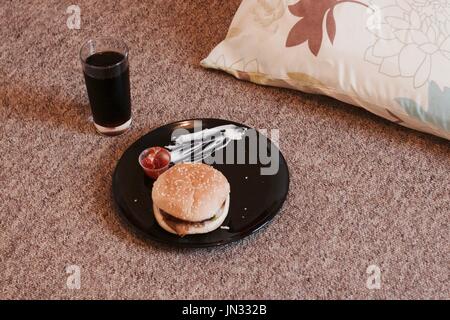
left=0, top=0, right=449, bottom=300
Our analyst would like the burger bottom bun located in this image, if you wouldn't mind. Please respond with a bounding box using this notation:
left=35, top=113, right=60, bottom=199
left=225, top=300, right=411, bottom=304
left=153, top=195, right=230, bottom=235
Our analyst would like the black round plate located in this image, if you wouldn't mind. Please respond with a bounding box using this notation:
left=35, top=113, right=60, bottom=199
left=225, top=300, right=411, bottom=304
left=112, top=119, right=289, bottom=247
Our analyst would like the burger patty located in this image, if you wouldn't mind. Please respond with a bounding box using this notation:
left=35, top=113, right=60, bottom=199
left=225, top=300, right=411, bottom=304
left=160, top=201, right=226, bottom=235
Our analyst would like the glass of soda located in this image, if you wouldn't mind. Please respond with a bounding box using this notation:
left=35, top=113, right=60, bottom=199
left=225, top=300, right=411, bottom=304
left=80, top=38, right=131, bottom=136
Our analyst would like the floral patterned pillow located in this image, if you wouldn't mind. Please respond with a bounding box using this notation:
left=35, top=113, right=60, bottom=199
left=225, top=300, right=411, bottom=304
left=202, top=0, right=450, bottom=140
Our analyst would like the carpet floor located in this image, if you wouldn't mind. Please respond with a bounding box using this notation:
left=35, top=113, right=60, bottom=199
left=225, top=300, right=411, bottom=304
left=0, top=0, right=449, bottom=299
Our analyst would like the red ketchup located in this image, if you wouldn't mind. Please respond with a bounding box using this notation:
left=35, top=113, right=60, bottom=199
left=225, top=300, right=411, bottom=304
left=138, top=147, right=171, bottom=179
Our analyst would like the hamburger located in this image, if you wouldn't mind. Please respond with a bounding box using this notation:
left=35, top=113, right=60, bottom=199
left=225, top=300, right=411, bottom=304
left=152, top=163, right=230, bottom=236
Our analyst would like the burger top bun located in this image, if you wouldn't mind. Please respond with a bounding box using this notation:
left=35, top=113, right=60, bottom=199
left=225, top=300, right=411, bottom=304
left=152, top=163, right=230, bottom=222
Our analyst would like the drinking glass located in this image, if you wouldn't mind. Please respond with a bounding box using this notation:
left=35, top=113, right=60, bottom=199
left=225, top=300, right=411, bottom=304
left=80, top=38, right=132, bottom=136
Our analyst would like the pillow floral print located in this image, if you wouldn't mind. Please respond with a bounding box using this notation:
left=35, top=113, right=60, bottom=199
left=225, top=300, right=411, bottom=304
left=202, top=0, right=450, bottom=140
left=285, top=0, right=370, bottom=55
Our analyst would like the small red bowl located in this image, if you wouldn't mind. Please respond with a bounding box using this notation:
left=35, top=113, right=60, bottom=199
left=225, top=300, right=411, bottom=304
left=138, top=147, right=171, bottom=179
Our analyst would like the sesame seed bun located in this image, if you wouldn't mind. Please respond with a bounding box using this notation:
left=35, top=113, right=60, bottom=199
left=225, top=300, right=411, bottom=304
left=152, top=163, right=230, bottom=226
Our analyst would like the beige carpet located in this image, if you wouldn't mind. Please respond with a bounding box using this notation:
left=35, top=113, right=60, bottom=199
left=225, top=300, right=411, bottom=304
left=0, top=0, right=449, bottom=300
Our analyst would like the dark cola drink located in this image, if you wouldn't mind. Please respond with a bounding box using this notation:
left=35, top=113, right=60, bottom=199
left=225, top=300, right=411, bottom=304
left=80, top=39, right=132, bottom=135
